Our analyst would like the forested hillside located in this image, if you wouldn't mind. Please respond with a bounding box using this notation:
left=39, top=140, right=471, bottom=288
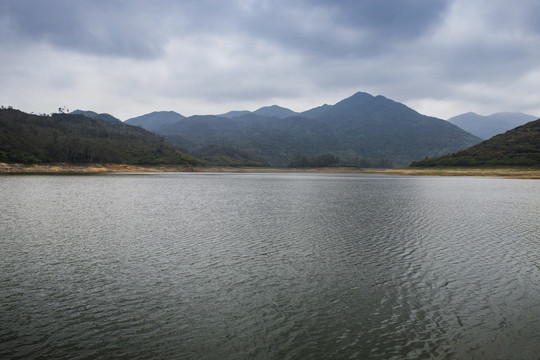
left=147, top=92, right=481, bottom=167
left=411, top=119, right=540, bottom=167
left=0, top=108, right=198, bottom=165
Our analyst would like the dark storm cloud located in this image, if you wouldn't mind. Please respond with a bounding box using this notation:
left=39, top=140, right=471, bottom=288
left=0, top=0, right=170, bottom=58
left=315, top=0, right=449, bottom=38
left=198, top=0, right=451, bottom=58
left=1, top=0, right=450, bottom=59
left=1, top=0, right=540, bottom=119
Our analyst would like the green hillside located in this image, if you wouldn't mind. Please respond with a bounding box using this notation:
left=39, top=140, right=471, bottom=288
left=410, top=119, right=540, bottom=167
left=153, top=92, right=481, bottom=167
left=191, top=144, right=269, bottom=167
left=0, top=108, right=199, bottom=165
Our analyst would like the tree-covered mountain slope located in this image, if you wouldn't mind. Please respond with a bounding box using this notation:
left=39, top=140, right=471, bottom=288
left=411, top=118, right=540, bottom=167
left=152, top=92, right=481, bottom=167
left=0, top=108, right=198, bottom=165
left=297, top=92, right=482, bottom=165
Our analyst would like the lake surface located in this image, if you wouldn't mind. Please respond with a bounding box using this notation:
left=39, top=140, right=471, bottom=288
left=1, top=173, right=539, bottom=359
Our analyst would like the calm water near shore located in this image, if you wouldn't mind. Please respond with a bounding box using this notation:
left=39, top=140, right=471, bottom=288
left=1, top=173, right=539, bottom=359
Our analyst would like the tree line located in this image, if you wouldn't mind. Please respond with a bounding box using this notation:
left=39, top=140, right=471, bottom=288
left=287, top=153, right=393, bottom=168
left=287, top=154, right=340, bottom=168
left=0, top=108, right=199, bottom=165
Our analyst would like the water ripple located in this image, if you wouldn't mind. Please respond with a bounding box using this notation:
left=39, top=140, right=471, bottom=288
left=1, top=174, right=539, bottom=359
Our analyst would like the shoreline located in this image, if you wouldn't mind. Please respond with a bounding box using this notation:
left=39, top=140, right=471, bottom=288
left=0, top=163, right=198, bottom=174
left=381, top=167, right=540, bottom=179
left=0, top=163, right=369, bottom=174
left=1, top=163, right=540, bottom=179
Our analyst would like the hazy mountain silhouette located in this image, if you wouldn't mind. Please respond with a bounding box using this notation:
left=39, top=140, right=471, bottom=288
left=253, top=105, right=297, bottom=118
left=447, top=112, right=537, bottom=139
left=125, top=111, right=185, bottom=131
left=218, top=110, right=251, bottom=118
left=218, top=105, right=297, bottom=119
left=71, top=110, right=122, bottom=124
left=411, top=118, right=540, bottom=167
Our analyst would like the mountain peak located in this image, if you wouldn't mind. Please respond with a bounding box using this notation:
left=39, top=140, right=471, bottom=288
left=335, top=92, right=375, bottom=105
left=352, top=91, right=375, bottom=98
left=125, top=111, right=185, bottom=131
left=253, top=105, right=297, bottom=119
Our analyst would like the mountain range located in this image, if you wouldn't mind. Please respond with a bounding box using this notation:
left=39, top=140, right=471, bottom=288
left=126, top=92, right=481, bottom=167
left=4, top=91, right=537, bottom=168
left=217, top=105, right=298, bottom=119
left=447, top=112, right=537, bottom=139
left=411, top=118, right=540, bottom=167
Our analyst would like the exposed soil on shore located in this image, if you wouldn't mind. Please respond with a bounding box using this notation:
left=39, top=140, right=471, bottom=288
left=0, top=163, right=197, bottom=174
left=382, top=167, right=540, bottom=179
left=1, top=163, right=539, bottom=179
left=0, top=163, right=370, bottom=174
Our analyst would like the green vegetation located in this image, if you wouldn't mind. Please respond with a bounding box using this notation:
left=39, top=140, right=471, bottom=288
left=288, top=154, right=340, bottom=168
left=287, top=153, right=393, bottom=168
left=149, top=92, right=480, bottom=168
left=410, top=119, right=540, bottom=167
left=1, top=91, right=484, bottom=169
left=192, top=144, right=269, bottom=167
left=0, top=108, right=199, bottom=165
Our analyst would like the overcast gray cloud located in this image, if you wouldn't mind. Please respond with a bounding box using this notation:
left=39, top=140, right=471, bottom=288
left=1, top=0, right=539, bottom=120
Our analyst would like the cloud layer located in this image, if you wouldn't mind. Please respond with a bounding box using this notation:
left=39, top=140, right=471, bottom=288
left=1, top=0, right=539, bottom=119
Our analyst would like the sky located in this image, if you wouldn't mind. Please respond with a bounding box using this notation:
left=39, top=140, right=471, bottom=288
left=1, top=0, right=540, bottom=120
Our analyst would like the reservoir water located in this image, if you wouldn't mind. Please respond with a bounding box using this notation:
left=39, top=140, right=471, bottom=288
left=0, top=173, right=539, bottom=359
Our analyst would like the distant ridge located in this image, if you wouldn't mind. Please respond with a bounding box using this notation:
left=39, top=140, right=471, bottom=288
left=217, top=106, right=297, bottom=120
left=300, top=104, right=332, bottom=119
left=125, top=111, right=185, bottom=131
left=71, top=110, right=122, bottom=124
left=219, top=110, right=251, bottom=118
left=411, top=118, right=540, bottom=167
left=253, top=105, right=297, bottom=119
left=447, top=112, right=537, bottom=139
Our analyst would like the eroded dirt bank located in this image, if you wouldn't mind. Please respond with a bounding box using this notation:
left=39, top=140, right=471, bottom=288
left=1, top=163, right=540, bottom=179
